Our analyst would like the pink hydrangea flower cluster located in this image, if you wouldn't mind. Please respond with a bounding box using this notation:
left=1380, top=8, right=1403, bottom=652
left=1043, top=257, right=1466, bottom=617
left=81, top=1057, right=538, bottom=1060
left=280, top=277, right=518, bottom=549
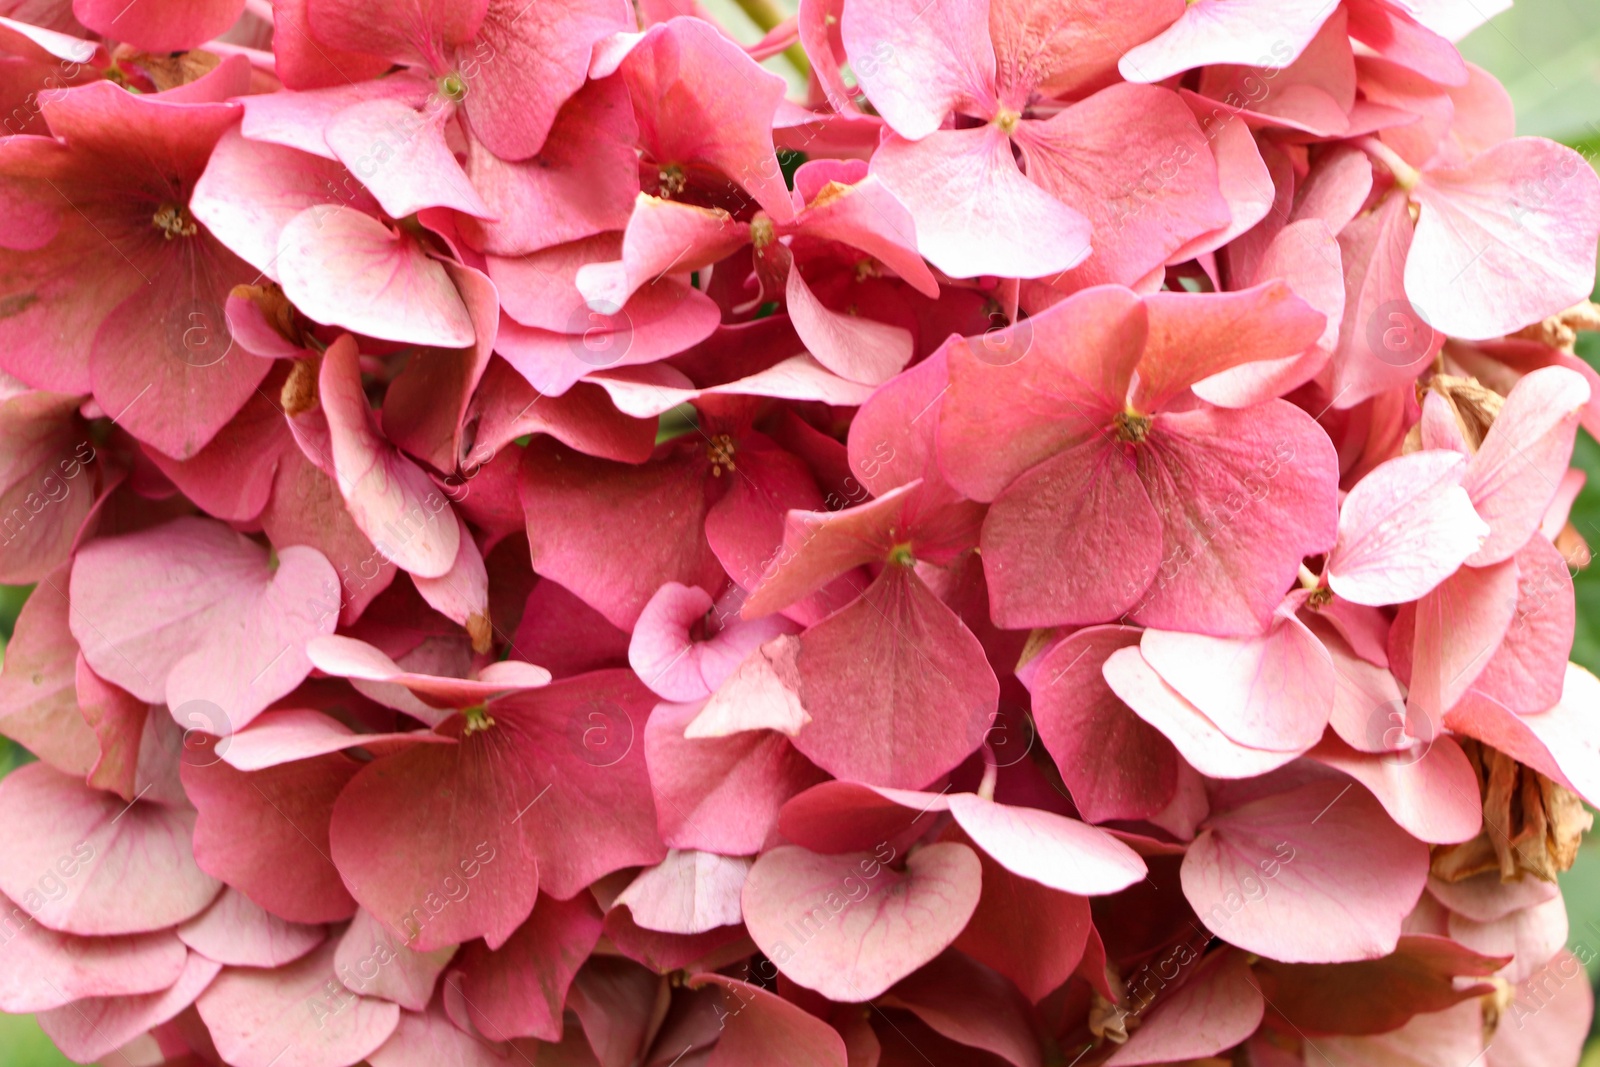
left=2, top=0, right=1600, bottom=1062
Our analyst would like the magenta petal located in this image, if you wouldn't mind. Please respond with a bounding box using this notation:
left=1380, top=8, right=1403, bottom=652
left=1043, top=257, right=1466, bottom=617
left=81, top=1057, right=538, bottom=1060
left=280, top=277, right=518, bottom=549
left=184, top=752, right=362, bottom=925
left=0, top=762, right=220, bottom=935
left=448, top=893, right=602, bottom=1041
left=873, top=128, right=1092, bottom=280
left=178, top=888, right=325, bottom=968
left=791, top=565, right=996, bottom=788
left=73, top=0, right=241, bottom=51
left=1182, top=779, right=1429, bottom=963
left=1030, top=626, right=1178, bottom=823
left=691, top=974, right=849, bottom=1067
left=645, top=698, right=827, bottom=855
left=878, top=951, right=1040, bottom=1067
left=1104, top=950, right=1264, bottom=1066
left=197, top=939, right=401, bottom=1067
left=1408, top=137, right=1600, bottom=340
left=785, top=267, right=913, bottom=386
left=0, top=908, right=186, bottom=1013
left=279, top=207, right=476, bottom=348
left=1139, top=605, right=1334, bottom=752
left=741, top=842, right=981, bottom=1001
left=946, top=793, right=1146, bottom=895
left=952, top=840, right=1092, bottom=1003
left=36, top=949, right=222, bottom=1063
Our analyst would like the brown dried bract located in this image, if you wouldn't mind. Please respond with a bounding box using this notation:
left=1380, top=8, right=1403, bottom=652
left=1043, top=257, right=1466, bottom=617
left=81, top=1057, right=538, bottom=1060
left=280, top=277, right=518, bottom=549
left=110, top=45, right=222, bottom=92
left=1430, top=739, right=1593, bottom=884
left=1510, top=300, right=1600, bottom=354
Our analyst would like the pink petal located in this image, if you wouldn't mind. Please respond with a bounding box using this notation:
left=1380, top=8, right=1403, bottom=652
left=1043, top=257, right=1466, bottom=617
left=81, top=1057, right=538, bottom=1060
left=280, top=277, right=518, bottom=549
left=0, top=904, right=187, bottom=1012
left=1307, top=735, right=1482, bottom=844
left=1327, top=450, right=1487, bottom=605
left=946, top=793, right=1146, bottom=895
left=630, top=583, right=793, bottom=702
left=1182, top=778, right=1429, bottom=962
left=197, top=939, right=400, bottom=1067
left=320, top=335, right=463, bottom=578
left=1398, top=557, right=1519, bottom=731
left=323, top=90, right=493, bottom=220
left=0, top=579, right=99, bottom=778
left=1129, top=401, right=1339, bottom=635
left=570, top=198, right=748, bottom=313
left=871, top=127, right=1092, bottom=279
left=790, top=565, right=997, bottom=788
left=1464, top=366, right=1589, bottom=565
left=793, top=167, right=937, bottom=296
left=1408, top=138, right=1600, bottom=340
left=740, top=842, right=982, bottom=1001
left=1017, top=85, right=1229, bottom=291
left=1471, top=534, right=1574, bottom=714
left=462, top=76, right=639, bottom=256
left=72, top=0, right=241, bottom=51
left=1103, top=646, right=1302, bottom=779
left=368, top=999, right=509, bottom=1067
left=1104, top=950, right=1264, bottom=1066
left=685, top=635, right=811, bottom=739
left=690, top=974, right=849, bottom=1067
left=1486, top=950, right=1593, bottom=1067
left=0, top=762, right=220, bottom=935
left=457, top=0, right=633, bottom=161
left=446, top=894, right=601, bottom=1040
left=279, top=208, right=475, bottom=348
left=1119, top=0, right=1339, bottom=83
left=644, top=698, right=827, bottom=855
left=332, top=908, right=457, bottom=1013
left=1320, top=999, right=1484, bottom=1066
left=178, top=888, right=325, bottom=968
left=184, top=752, right=362, bottom=924
left=0, top=393, right=100, bottom=583
left=614, top=850, right=750, bottom=934
left=1448, top=893, right=1567, bottom=984
left=36, top=949, right=222, bottom=1062
left=1140, top=604, right=1334, bottom=752
left=785, top=267, right=913, bottom=386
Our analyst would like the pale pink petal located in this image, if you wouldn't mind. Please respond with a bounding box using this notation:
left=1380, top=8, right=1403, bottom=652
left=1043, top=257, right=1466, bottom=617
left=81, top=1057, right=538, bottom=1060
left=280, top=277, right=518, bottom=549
left=614, top=850, right=750, bottom=934
left=740, top=842, right=981, bottom=1001
left=785, top=267, right=913, bottom=386
left=1182, top=779, right=1429, bottom=962
left=320, top=335, right=463, bottom=578
left=368, top=999, right=508, bottom=1067
left=1486, top=950, right=1593, bottom=1067
left=684, top=635, right=810, bottom=739
left=324, top=92, right=493, bottom=220
left=279, top=207, right=475, bottom=348
left=946, top=793, right=1146, bottom=896
left=1449, top=894, right=1567, bottom=984
left=871, top=127, right=1091, bottom=279
left=1399, top=558, right=1519, bottom=732
left=36, top=949, right=222, bottom=1063
left=1327, top=450, right=1487, bottom=605
left=0, top=904, right=187, bottom=1013
left=1119, top=0, right=1339, bottom=83
left=197, top=939, right=400, bottom=1067
left=1408, top=138, right=1600, bottom=340
left=178, top=888, right=325, bottom=968
left=0, top=579, right=99, bottom=778
left=1464, top=366, right=1589, bottom=565
left=839, top=0, right=995, bottom=140
left=1104, top=950, right=1264, bottom=1066
left=1307, top=735, right=1482, bottom=844
left=1319, top=999, right=1484, bottom=1066
left=1139, top=604, right=1335, bottom=752
left=410, top=514, right=492, bottom=648
left=335, top=908, right=459, bottom=1012
left=0, top=393, right=100, bottom=584
left=0, top=762, right=220, bottom=936
left=1104, top=647, right=1304, bottom=779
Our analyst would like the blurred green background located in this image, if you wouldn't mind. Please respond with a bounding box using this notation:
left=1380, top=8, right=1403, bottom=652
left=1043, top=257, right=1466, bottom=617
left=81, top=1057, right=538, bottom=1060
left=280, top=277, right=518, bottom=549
left=2, top=2, right=1600, bottom=1063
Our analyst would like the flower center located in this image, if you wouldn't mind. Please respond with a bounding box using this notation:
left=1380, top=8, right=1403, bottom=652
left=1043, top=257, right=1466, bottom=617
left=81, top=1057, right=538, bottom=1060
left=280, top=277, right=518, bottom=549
left=658, top=164, right=687, bottom=198
left=462, top=705, right=496, bottom=735
left=706, top=433, right=737, bottom=476
left=438, top=72, right=467, bottom=101
left=152, top=203, right=197, bottom=240
left=993, top=107, right=1021, bottom=136
left=887, top=542, right=916, bottom=567
left=1113, top=410, right=1151, bottom=444
left=749, top=212, right=776, bottom=251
